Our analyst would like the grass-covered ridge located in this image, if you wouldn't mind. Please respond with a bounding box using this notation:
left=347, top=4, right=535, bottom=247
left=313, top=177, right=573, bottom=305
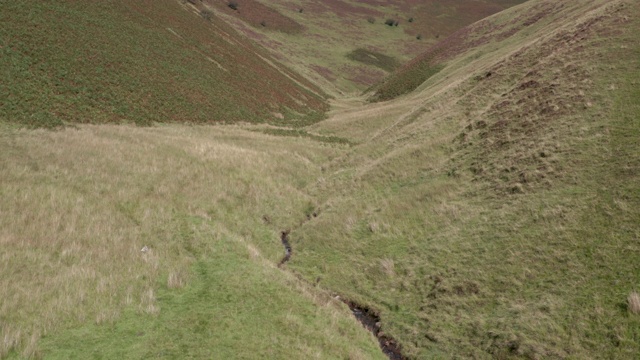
left=0, top=0, right=327, bottom=127
left=369, top=0, right=566, bottom=101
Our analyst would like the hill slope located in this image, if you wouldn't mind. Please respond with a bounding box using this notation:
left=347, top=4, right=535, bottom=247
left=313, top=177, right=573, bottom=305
left=0, top=0, right=327, bottom=127
left=294, top=0, right=640, bottom=357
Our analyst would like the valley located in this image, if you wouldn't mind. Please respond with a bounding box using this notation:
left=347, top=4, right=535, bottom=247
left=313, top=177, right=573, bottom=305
left=1, top=0, right=639, bottom=359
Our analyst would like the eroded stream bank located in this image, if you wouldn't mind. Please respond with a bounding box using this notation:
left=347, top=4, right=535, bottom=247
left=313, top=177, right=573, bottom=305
left=277, top=227, right=407, bottom=359
left=344, top=301, right=406, bottom=360
left=278, top=230, right=292, bottom=267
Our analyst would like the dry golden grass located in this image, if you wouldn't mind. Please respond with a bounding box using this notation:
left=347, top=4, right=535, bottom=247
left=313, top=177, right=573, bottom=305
left=0, top=123, right=346, bottom=357
left=629, top=292, right=640, bottom=315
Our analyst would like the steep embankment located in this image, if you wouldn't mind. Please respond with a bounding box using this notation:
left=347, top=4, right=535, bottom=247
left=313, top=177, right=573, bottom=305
left=293, top=0, right=640, bottom=358
left=0, top=0, right=327, bottom=127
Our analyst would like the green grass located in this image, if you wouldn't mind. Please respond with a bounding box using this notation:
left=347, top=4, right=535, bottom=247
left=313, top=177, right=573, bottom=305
left=37, top=237, right=384, bottom=359
left=258, top=128, right=354, bottom=145
left=0, top=124, right=381, bottom=359
left=369, top=61, right=445, bottom=102
left=346, top=48, right=400, bottom=72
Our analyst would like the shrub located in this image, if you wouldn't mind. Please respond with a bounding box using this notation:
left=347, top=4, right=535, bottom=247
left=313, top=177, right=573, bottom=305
left=408, top=17, right=414, bottom=23
left=416, top=34, right=422, bottom=40
left=384, top=19, right=395, bottom=27
left=200, top=9, right=213, bottom=21
left=228, top=1, right=238, bottom=10
left=367, top=17, right=375, bottom=24
left=260, top=20, right=266, bottom=27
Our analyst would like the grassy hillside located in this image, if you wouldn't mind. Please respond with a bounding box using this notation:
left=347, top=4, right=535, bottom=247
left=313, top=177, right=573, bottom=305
left=0, top=0, right=327, bottom=128
left=369, top=0, right=568, bottom=101
left=296, top=0, right=640, bottom=357
left=0, top=124, right=384, bottom=359
left=210, top=0, right=527, bottom=95
left=1, top=0, right=639, bottom=359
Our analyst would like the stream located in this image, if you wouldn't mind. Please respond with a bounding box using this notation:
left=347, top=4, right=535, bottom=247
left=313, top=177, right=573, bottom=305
left=277, top=228, right=407, bottom=359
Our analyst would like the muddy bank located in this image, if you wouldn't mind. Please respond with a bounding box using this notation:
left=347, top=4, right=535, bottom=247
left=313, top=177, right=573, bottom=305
left=344, top=301, right=407, bottom=360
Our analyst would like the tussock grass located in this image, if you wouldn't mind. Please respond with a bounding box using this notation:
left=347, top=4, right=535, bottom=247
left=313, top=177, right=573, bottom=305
left=629, top=292, right=640, bottom=315
left=0, top=124, right=382, bottom=358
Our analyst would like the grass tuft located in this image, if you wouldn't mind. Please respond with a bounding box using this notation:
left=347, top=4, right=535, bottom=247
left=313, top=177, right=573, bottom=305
left=629, top=292, right=640, bottom=315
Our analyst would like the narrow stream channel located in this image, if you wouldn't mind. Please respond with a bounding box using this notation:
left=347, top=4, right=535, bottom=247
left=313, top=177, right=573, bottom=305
left=277, top=228, right=407, bottom=359
left=343, top=301, right=406, bottom=360
left=277, top=230, right=292, bottom=267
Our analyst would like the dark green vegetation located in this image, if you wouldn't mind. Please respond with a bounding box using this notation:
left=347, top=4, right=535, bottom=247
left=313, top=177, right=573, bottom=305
left=369, top=61, right=444, bottom=102
left=0, top=1, right=326, bottom=127
left=347, top=48, right=400, bottom=73
left=259, top=128, right=353, bottom=145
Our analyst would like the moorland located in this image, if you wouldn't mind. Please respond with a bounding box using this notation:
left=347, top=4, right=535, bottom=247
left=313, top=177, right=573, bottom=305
left=1, top=0, right=639, bottom=358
